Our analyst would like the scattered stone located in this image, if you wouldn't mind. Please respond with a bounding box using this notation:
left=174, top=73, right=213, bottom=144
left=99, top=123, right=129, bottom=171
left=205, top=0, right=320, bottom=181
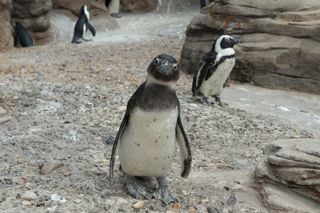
left=40, top=161, right=62, bottom=175
left=21, top=191, right=37, bottom=201
left=188, top=207, right=198, bottom=213
left=21, top=200, right=32, bottom=206
left=74, top=198, right=81, bottom=203
left=132, top=200, right=144, bottom=209
left=116, top=197, right=129, bottom=206
left=87, top=207, right=101, bottom=213
left=207, top=206, right=218, bottom=213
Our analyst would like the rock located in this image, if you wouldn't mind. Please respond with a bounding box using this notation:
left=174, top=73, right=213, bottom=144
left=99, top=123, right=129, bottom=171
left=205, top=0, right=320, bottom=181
left=21, top=191, right=37, bottom=201
left=87, top=207, right=100, bottom=213
left=12, top=0, right=52, bottom=44
left=116, top=197, right=128, bottom=206
left=120, top=0, right=157, bottom=12
left=207, top=206, right=218, bottom=213
left=52, top=0, right=107, bottom=17
left=40, top=161, right=63, bottom=175
left=0, top=106, right=11, bottom=126
left=255, top=138, right=320, bottom=212
left=132, top=200, right=144, bottom=209
left=0, top=0, right=13, bottom=51
left=21, top=200, right=32, bottom=206
left=180, top=0, right=320, bottom=94
left=74, top=198, right=81, bottom=203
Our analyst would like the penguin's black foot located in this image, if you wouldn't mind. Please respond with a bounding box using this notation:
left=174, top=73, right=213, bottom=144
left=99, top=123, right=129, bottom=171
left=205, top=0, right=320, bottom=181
left=193, top=95, right=209, bottom=105
left=153, top=177, right=177, bottom=204
left=125, top=175, right=153, bottom=199
left=213, top=95, right=227, bottom=107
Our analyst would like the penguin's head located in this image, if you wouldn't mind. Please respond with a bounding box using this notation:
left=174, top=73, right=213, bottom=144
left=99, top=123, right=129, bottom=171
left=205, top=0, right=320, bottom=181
left=147, top=54, right=179, bottom=83
left=80, top=5, right=90, bottom=19
left=214, top=34, right=242, bottom=53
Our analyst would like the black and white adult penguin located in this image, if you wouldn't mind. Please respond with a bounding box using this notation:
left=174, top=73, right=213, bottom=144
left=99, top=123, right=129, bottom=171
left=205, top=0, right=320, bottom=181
left=14, top=22, right=34, bottom=48
left=71, top=5, right=96, bottom=44
left=192, top=33, right=242, bottom=105
left=109, top=54, right=192, bottom=204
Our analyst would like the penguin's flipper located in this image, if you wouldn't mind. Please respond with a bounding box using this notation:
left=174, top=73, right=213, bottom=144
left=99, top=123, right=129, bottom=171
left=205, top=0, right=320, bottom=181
left=176, top=115, right=192, bottom=178
left=109, top=113, right=129, bottom=179
left=192, top=61, right=206, bottom=96
left=86, top=21, right=96, bottom=37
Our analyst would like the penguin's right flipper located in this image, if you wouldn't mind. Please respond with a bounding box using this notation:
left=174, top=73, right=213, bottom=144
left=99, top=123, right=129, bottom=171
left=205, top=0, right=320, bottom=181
left=192, top=61, right=206, bottom=96
left=86, top=21, right=96, bottom=37
left=109, top=112, right=129, bottom=179
left=176, top=115, right=192, bottom=178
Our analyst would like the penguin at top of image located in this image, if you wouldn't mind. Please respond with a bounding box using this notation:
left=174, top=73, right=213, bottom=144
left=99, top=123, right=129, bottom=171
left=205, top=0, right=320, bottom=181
left=71, top=5, right=96, bottom=44
left=192, top=33, right=243, bottom=105
left=109, top=54, right=192, bottom=204
left=14, top=22, right=34, bottom=48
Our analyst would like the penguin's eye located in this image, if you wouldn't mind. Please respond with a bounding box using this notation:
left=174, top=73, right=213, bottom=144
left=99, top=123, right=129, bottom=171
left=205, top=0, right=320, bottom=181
left=154, top=58, right=160, bottom=65
left=173, top=64, right=178, bottom=71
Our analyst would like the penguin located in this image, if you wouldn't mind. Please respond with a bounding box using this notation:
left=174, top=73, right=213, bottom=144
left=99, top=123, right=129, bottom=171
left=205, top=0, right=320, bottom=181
left=71, top=5, right=96, bottom=44
left=192, top=33, right=242, bottom=105
left=14, top=22, right=34, bottom=48
left=109, top=54, right=192, bottom=204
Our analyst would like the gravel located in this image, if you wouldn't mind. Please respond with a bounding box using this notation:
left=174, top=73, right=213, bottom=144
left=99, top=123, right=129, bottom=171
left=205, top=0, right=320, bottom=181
left=0, top=38, right=313, bottom=212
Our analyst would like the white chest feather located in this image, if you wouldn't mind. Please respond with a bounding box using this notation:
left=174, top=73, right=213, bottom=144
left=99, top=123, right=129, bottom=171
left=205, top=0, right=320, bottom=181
left=118, top=107, right=178, bottom=177
left=200, top=57, right=235, bottom=97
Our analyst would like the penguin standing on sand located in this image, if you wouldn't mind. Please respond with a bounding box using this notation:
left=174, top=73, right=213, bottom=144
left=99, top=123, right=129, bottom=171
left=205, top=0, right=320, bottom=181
left=109, top=54, right=192, bottom=204
left=192, top=33, right=242, bottom=105
left=14, top=22, right=34, bottom=48
left=71, top=5, right=96, bottom=44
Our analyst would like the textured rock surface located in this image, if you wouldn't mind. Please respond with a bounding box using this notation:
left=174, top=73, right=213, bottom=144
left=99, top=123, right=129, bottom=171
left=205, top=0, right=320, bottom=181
left=12, top=0, right=52, bottom=44
left=120, top=0, right=157, bottom=12
left=0, top=0, right=13, bottom=50
left=256, top=139, right=320, bottom=212
left=180, top=0, right=320, bottom=94
left=52, top=0, right=107, bottom=17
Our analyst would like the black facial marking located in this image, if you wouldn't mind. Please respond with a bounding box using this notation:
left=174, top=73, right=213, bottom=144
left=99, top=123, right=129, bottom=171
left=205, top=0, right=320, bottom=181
left=221, top=37, right=236, bottom=49
left=147, top=54, right=179, bottom=82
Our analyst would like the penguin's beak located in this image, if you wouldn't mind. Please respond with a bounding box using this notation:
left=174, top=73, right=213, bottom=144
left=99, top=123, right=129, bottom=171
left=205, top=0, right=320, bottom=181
left=233, top=35, right=243, bottom=44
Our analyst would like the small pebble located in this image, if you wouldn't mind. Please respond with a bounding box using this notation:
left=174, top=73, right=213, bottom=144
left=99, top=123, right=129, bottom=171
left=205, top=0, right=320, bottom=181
left=132, top=200, right=144, bottom=209
left=74, top=198, right=82, bottom=203
left=21, top=191, right=37, bottom=201
left=40, top=161, right=62, bottom=175
left=21, top=200, right=32, bottom=206
left=116, top=197, right=128, bottom=206
left=189, top=208, right=198, bottom=213
left=87, top=207, right=100, bottom=213
left=171, top=202, right=182, bottom=210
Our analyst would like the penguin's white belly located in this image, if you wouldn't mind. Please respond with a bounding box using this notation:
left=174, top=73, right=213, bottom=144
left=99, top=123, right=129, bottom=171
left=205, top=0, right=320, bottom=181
left=200, top=58, right=235, bottom=97
left=118, top=107, right=178, bottom=177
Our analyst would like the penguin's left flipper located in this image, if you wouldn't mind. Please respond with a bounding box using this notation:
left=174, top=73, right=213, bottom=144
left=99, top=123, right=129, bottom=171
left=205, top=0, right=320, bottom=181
left=109, top=113, right=129, bottom=180
left=85, top=21, right=96, bottom=37
left=176, top=115, right=192, bottom=178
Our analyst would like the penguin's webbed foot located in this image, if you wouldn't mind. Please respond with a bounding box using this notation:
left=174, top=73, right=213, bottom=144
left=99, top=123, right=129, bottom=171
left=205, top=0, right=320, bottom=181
left=193, top=95, right=209, bottom=105
left=213, top=95, right=227, bottom=107
left=125, top=175, right=153, bottom=199
left=153, top=177, right=177, bottom=204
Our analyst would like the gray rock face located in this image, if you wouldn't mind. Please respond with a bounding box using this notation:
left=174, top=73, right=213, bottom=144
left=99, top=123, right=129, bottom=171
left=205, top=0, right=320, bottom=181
left=255, top=139, right=320, bottom=212
left=12, top=0, right=52, bottom=44
left=0, top=0, right=13, bottom=50
left=121, top=0, right=157, bottom=12
left=180, top=0, right=320, bottom=94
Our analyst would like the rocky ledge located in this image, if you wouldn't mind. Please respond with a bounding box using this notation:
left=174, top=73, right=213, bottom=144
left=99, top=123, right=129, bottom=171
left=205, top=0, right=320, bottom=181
left=180, top=0, right=320, bottom=94
left=256, top=139, right=320, bottom=212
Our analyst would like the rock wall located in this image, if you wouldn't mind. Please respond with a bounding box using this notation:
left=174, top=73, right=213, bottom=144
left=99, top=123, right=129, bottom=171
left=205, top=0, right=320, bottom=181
left=52, top=0, right=107, bottom=17
left=0, top=0, right=13, bottom=50
left=120, top=0, right=157, bottom=12
left=255, top=139, right=320, bottom=212
left=180, top=0, right=320, bottom=94
left=12, top=0, right=52, bottom=44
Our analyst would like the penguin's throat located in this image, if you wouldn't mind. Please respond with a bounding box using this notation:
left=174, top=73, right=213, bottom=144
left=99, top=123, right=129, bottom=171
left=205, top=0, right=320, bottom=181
left=146, top=74, right=177, bottom=90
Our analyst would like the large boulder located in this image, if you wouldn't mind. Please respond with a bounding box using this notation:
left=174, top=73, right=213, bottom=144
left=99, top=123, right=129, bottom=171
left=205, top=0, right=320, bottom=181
left=180, top=0, right=320, bottom=94
left=0, top=0, right=13, bottom=51
left=255, top=139, right=320, bottom=212
left=120, top=0, right=157, bottom=12
left=52, top=0, right=108, bottom=17
left=12, top=0, right=52, bottom=44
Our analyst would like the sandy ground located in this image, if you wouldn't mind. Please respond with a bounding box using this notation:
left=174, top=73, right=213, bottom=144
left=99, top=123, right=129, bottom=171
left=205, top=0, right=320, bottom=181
left=0, top=11, right=317, bottom=213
